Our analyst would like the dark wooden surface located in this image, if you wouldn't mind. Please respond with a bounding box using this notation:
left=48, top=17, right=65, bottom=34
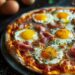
left=0, top=0, right=74, bottom=75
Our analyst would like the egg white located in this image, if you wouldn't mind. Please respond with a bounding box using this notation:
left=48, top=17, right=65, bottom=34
left=14, top=29, right=38, bottom=43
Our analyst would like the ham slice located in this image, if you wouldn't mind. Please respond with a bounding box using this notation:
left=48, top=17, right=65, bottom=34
left=70, top=43, right=75, bottom=57
left=34, top=24, right=45, bottom=32
left=13, top=41, right=34, bottom=51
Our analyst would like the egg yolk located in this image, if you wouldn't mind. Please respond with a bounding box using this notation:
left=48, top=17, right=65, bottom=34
left=41, top=46, right=57, bottom=59
left=57, top=12, right=69, bottom=19
left=55, top=29, right=71, bottom=39
left=20, top=29, right=35, bottom=40
left=34, top=14, right=47, bottom=21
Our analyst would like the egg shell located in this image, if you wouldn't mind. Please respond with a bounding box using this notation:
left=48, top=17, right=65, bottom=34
left=0, top=0, right=6, bottom=6
left=0, top=0, right=20, bottom=15
left=22, top=0, right=35, bottom=5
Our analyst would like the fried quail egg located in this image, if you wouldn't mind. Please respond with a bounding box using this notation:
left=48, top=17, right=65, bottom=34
left=15, top=29, right=38, bottom=43
left=55, top=29, right=73, bottom=39
left=50, top=28, right=74, bottom=45
left=32, top=46, right=64, bottom=64
left=33, top=13, right=55, bottom=24
left=54, top=10, right=73, bottom=23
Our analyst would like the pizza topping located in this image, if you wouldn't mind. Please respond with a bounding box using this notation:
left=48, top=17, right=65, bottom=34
left=32, top=40, right=45, bottom=48
left=20, top=29, right=35, bottom=40
left=43, top=65, right=51, bottom=72
left=60, top=60, right=75, bottom=72
left=54, top=10, right=74, bottom=23
left=40, top=31, right=54, bottom=41
left=33, top=13, right=55, bottom=24
left=15, top=29, right=39, bottom=43
left=57, top=12, right=69, bottom=19
left=19, top=24, right=25, bottom=29
left=69, top=44, right=75, bottom=57
left=43, top=31, right=55, bottom=40
left=18, top=42, right=34, bottom=51
left=55, top=29, right=73, bottom=39
left=39, top=37, right=47, bottom=44
left=13, top=41, right=34, bottom=51
left=34, top=9, right=46, bottom=14
left=33, top=13, right=48, bottom=22
left=34, top=25, right=45, bottom=32
left=47, top=22, right=63, bottom=29
left=71, top=18, right=75, bottom=25
left=41, top=46, right=57, bottom=59
left=24, top=56, right=35, bottom=65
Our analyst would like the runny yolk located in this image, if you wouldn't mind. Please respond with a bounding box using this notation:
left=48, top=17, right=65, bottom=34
left=41, top=46, right=57, bottom=59
left=34, top=14, right=48, bottom=21
left=20, top=29, right=35, bottom=40
left=55, top=29, right=71, bottom=39
left=57, top=12, right=69, bottom=19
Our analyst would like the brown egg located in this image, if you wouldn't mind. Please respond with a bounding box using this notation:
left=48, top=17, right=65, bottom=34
left=0, top=0, right=20, bottom=15
left=22, top=0, right=35, bottom=5
left=0, top=0, right=6, bottom=6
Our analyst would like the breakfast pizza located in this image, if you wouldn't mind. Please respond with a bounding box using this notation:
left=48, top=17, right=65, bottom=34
left=5, top=7, right=75, bottom=75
